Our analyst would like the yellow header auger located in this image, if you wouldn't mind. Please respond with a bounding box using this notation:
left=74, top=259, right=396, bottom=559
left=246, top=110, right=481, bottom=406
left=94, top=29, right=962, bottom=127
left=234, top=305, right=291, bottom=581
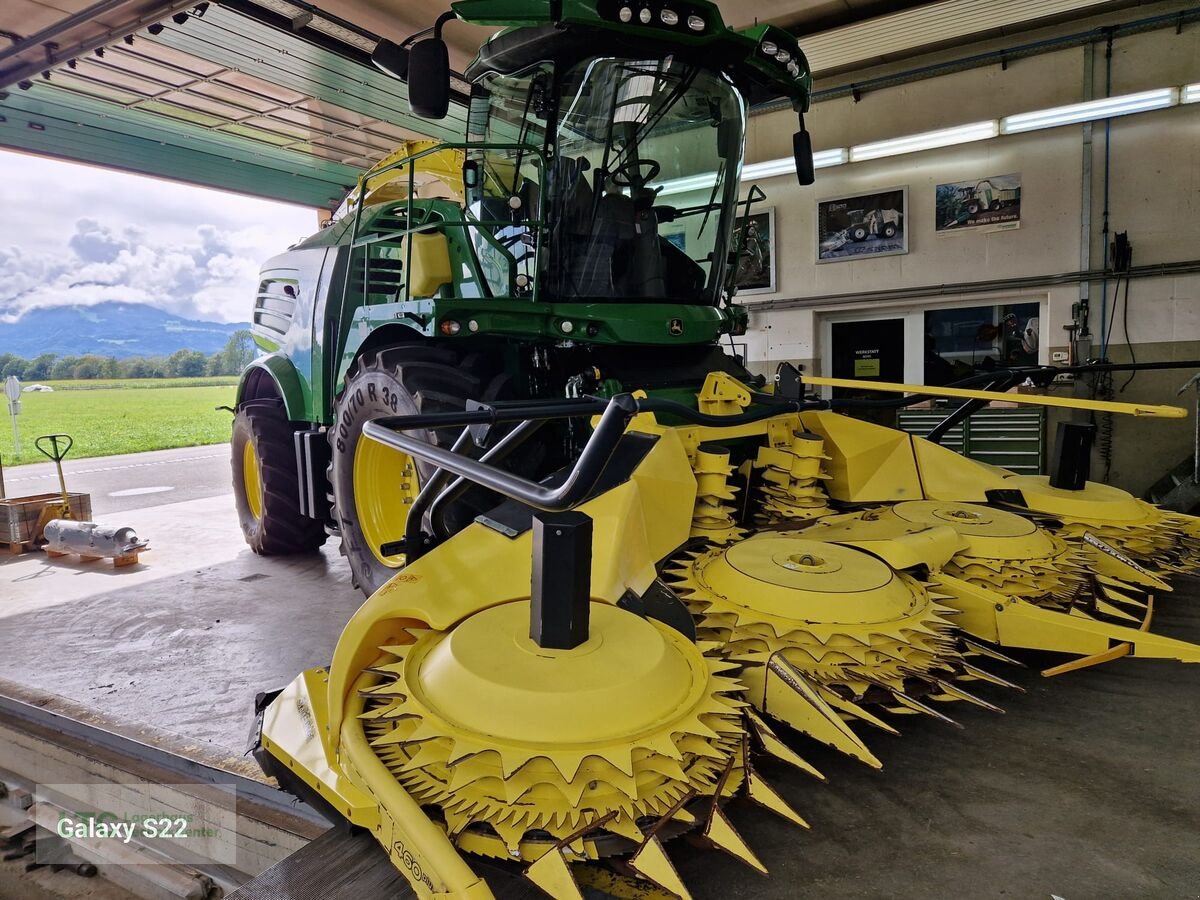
left=252, top=371, right=1199, bottom=899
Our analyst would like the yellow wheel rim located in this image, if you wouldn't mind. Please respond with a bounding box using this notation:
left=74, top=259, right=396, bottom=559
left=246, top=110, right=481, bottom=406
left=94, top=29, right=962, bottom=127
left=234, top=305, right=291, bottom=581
left=353, top=437, right=421, bottom=568
left=243, top=440, right=264, bottom=520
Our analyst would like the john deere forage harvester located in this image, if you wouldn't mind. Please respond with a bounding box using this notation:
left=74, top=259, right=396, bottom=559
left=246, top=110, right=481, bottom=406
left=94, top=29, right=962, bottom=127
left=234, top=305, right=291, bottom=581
left=230, top=0, right=817, bottom=595
left=240, top=3, right=1199, bottom=897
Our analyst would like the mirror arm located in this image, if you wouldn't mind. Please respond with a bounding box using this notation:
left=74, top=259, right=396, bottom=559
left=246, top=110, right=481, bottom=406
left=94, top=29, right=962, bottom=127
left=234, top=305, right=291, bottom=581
left=433, top=10, right=457, bottom=38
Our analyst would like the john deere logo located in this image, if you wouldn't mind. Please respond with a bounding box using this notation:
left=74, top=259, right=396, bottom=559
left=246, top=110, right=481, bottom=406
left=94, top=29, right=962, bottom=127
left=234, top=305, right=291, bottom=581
left=668, top=318, right=684, bottom=335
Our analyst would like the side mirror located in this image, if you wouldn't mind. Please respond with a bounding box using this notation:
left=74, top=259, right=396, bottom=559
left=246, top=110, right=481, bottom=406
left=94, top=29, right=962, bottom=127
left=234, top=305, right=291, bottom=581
left=408, top=37, right=450, bottom=119
left=371, top=38, right=409, bottom=81
left=793, top=129, right=815, bottom=186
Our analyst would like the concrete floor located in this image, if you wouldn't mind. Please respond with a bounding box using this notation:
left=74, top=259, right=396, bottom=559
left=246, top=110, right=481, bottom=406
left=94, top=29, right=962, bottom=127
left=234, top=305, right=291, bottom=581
left=1, top=449, right=1198, bottom=898
left=0, top=446, right=357, bottom=771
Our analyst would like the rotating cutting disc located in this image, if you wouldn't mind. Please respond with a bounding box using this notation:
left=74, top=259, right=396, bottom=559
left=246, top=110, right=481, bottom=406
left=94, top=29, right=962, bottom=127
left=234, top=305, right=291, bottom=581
left=669, top=534, right=997, bottom=760
left=1003, top=475, right=1200, bottom=574
left=358, top=601, right=746, bottom=861
left=889, top=500, right=1089, bottom=605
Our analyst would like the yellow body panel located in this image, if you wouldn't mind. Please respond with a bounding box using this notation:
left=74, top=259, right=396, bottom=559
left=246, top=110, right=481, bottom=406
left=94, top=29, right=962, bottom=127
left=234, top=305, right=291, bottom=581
left=353, top=140, right=467, bottom=207
left=257, top=668, right=380, bottom=825
left=934, top=573, right=1200, bottom=661
left=407, top=232, right=454, bottom=298
left=342, top=679, right=495, bottom=898
left=800, top=411, right=924, bottom=502
left=697, top=372, right=753, bottom=416
left=1003, top=474, right=1153, bottom=522
left=324, top=425, right=697, bottom=758
left=913, top=437, right=1011, bottom=501
left=808, top=517, right=964, bottom=571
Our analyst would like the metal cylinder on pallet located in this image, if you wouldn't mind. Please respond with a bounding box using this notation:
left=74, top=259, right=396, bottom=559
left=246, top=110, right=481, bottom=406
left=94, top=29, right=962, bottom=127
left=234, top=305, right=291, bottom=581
left=43, top=519, right=147, bottom=559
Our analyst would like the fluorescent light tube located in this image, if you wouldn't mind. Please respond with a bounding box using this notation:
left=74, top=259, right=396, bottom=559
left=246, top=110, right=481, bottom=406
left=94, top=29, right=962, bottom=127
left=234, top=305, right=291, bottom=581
left=741, top=158, right=796, bottom=180
left=812, top=148, right=850, bottom=168
left=658, top=147, right=849, bottom=194
left=741, top=148, right=849, bottom=180
left=1183, top=83, right=1200, bottom=104
left=655, top=172, right=719, bottom=195
left=1001, top=88, right=1178, bottom=133
left=850, top=120, right=999, bottom=162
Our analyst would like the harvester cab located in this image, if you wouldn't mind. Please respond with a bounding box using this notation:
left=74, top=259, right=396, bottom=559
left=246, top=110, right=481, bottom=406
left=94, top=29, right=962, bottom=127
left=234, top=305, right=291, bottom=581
left=231, top=0, right=815, bottom=595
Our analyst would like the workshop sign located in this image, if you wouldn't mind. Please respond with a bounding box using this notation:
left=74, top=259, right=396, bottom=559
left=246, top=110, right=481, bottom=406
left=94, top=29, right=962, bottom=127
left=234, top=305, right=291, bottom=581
left=853, top=348, right=881, bottom=378
left=936, top=173, right=1022, bottom=233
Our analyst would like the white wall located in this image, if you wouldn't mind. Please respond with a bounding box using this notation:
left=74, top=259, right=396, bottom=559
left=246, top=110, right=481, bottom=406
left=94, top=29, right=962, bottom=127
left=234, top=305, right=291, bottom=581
left=736, top=23, right=1200, bottom=372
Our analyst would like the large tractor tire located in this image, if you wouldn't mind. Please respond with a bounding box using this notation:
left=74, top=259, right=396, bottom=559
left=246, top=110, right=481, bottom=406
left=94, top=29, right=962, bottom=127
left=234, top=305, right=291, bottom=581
left=329, top=343, right=505, bottom=596
left=232, top=401, right=327, bottom=555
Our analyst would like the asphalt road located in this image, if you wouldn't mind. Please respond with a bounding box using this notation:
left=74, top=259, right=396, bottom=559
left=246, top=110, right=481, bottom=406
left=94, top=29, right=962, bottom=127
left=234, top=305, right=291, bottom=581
left=0, top=443, right=233, bottom=515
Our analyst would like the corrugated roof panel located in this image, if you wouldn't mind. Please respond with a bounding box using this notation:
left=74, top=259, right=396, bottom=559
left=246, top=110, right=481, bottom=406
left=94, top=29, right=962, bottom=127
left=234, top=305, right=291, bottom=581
left=102, top=50, right=200, bottom=86
left=211, top=69, right=308, bottom=106
left=157, top=89, right=258, bottom=120
left=188, top=81, right=280, bottom=113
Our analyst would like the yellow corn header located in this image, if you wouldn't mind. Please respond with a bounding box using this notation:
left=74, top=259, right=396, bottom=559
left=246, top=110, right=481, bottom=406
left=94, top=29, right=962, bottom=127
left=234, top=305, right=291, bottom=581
left=254, top=372, right=1197, bottom=899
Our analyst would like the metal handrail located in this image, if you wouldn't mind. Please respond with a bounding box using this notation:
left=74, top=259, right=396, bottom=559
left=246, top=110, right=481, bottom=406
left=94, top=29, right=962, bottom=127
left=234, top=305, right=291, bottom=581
left=348, top=141, right=548, bottom=305
left=362, top=392, right=814, bottom=520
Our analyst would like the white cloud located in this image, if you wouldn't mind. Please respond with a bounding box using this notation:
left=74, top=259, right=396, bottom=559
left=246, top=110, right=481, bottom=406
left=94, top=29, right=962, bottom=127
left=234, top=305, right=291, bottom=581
left=0, top=150, right=319, bottom=323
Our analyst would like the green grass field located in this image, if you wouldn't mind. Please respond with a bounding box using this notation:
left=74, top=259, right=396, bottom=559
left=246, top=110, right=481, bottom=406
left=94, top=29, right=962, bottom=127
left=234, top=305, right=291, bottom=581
left=1, top=380, right=237, bottom=467
left=40, top=376, right=240, bottom=390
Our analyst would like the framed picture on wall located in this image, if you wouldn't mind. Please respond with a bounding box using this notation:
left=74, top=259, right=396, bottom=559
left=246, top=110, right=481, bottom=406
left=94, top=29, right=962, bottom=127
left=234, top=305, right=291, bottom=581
left=732, top=207, right=776, bottom=295
left=935, top=173, right=1021, bottom=233
left=663, top=230, right=687, bottom=252
left=816, top=187, right=908, bottom=263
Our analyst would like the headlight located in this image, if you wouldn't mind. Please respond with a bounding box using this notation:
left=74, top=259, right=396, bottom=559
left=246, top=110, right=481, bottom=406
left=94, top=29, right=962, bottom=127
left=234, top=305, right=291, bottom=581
left=660, top=9, right=679, bottom=25
left=687, top=14, right=704, bottom=31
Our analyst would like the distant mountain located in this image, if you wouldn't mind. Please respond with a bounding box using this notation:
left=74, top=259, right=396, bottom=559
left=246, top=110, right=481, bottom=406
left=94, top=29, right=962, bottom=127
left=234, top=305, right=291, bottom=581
left=0, top=302, right=251, bottom=359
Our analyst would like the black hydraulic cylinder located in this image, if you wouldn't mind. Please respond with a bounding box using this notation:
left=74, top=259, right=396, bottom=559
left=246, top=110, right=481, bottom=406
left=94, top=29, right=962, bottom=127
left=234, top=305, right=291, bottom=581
left=530, top=511, right=592, bottom=650
left=1050, top=422, right=1097, bottom=490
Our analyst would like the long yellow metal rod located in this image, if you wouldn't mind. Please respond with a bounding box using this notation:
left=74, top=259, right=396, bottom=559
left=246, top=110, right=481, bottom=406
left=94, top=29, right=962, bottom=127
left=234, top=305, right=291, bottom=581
left=803, top=376, right=1186, bottom=418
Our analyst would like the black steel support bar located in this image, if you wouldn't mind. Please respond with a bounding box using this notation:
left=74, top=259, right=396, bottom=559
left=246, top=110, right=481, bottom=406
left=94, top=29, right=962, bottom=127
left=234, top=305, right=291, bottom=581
left=364, top=396, right=641, bottom=513
left=926, top=397, right=990, bottom=444
left=371, top=393, right=814, bottom=436
left=372, top=398, right=609, bottom=432
left=429, top=417, right=547, bottom=540
left=1050, top=422, right=1097, bottom=491
left=530, top=511, right=592, bottom=650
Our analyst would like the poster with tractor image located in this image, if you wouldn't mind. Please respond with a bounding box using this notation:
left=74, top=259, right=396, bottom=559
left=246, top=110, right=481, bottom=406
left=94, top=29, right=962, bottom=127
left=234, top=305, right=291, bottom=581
left=936, top=173, right=1022, bottom=233
left=817, top=187, right=908, bottom=263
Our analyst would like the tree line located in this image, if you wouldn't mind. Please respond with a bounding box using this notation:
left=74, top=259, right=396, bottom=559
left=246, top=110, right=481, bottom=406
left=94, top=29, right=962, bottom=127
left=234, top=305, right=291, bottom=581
left=0, top=330, right=256, bottom=382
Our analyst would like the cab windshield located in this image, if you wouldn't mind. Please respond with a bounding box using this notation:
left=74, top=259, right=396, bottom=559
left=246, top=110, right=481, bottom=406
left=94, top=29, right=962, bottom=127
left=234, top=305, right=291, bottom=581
left=466, top=57, right=745, bottom=305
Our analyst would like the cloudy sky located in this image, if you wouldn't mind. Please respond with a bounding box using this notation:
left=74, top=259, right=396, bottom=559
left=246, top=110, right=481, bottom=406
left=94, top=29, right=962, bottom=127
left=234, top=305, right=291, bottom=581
left=0, top=150, right=319, bottom=324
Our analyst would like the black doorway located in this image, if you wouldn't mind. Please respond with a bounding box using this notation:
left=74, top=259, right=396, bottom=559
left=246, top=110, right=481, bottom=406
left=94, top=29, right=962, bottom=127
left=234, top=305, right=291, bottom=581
left=830, top=318, right=905, bottom=399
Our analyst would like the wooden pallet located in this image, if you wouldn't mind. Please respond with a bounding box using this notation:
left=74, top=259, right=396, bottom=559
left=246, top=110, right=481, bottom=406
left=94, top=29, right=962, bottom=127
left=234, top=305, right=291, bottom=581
left=44, top=547, right=145, bottom=568
left=2, top=539, right=34, bottom=556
